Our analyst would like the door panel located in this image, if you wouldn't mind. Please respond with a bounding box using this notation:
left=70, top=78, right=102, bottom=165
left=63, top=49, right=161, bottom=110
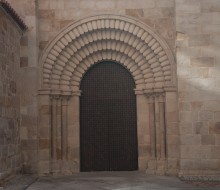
left=80, top=61, right=138, bottom=172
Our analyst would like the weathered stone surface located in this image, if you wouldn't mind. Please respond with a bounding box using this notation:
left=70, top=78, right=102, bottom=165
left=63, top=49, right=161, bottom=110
left=191, top=57, right=214, bottom=67
left=0, top=5, right=22, bottom=180
left=214, top=112, right=220, bottom=122
left=199, top=111, right=213, bottom=122
left=0, top=0, right=219, bottom=179
left=125, top=9, right=144, bottom=18
left=201, top=135, right=215, bottom=145
left=180, top=135, right=201, bottom=145
left=39, top=10, right=55, bottom=19
left=209, top=122, right=220, bottom=134
left=193, top=122, right=209, bottom=135
left=180, top=122, right=193, bottom=134
left=39, top=139, right=50, bottom=149
left=189, top=34, right=210, bottom=47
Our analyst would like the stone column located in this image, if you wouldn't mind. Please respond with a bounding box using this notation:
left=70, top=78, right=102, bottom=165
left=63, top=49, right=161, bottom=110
left=50, top=95, right=61, bottom=173
left=154, top=95, right=160, bottom=159
left=56, top=97, right=62, bottom=160
left=148, top=95, right=156, bottom=159
left=66, top=91, right=81, bottom=173
left=165, top=91, right=179, bottom=175
left=155, top=93, right=167, bottom=175
left=38, top=90, right=51, bottom=175
left=159, top=94, right=166, bottom=159
left=51, top=96, right=57, bottom=161
left=145, top=93, right=157, bottom=174
left=61, top=96, right=68, bottom=160
left=135, top=89, right=150, bottom=171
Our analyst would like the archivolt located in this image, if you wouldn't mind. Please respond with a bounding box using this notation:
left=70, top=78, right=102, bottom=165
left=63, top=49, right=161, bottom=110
left=41, top=14, right=175, bottom=93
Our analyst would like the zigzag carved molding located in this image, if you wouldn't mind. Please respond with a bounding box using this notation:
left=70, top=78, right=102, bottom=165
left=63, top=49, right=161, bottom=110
left=41, top=14, right=176, bottom=93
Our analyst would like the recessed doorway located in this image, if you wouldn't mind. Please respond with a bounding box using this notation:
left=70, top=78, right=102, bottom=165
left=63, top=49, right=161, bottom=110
left=80, top=61, right=138, bottom=171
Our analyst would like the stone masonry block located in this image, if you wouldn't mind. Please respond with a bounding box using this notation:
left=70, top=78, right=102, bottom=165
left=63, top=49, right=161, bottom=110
left=201, top=0, right=220, bottom=12
left=139, top=145, right=151, bottom=157
left=209, top=122, right=220, bottom=134
left=180, top=159, right=197, bottom=170
left=215, top=78, right=220, bottom=88
left=215, top=112, right=220, bottom=122
left=210, top=146, right=220, bottom=159
left=39, top=105, right=50, bottom=115
left=167, top=135, right=179, bottom=145
left=156, top=0, right=174, bottom=7
left=193, top=122, right=209, bottom=135
left=39, top=10, right=55, bottom=19
left=116, top=0, right=156, bottom=9
left=38, top=161, right=50, bottom=174
left=199, top=111, right=213, bottom=122
left=143, top=7, right=174, bottom=18
left=180, top=135, right=201, bottom=145
left=39, top=150, right=50, bottom=161
left=95, top=1, right=116, bottom=9
left=166, top=112, right=178, bottom=122
left=216, top=135, right=220, bottom=145
left=201, top=135, right=215, bottom=145
left=179, top=122, right=193, bottom=134
left=202, top=24, right=220, bottom=33
left=179, top=111, right=193, bottom=122
left=199, top=159, right=220, bottom=170
left=176, top=1, right=200, bottom=14
left=189, top=34, right=210, bottom=47
left=38, top=0, right=50, bottom=10
left=191, top=101, right=203, bottom=111
left=50, top=0, right=65, bottom=9
left=166, top=122, right=179, bottom=135
left=191, top=57, right=214, bottom=67
left=64, top=0, right=80, bottom=9
left=179, top=102, right=191, bottom=111
left=125, top=9, right=144, bottom=18
left=181, top=146, right=197, bottom=159
left=167, top=144, right=180, bottom=158
left=39, top=139, right=50, bottom=149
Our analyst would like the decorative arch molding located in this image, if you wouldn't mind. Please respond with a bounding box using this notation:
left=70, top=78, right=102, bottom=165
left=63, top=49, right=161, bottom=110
left=37, top=14, right=179, bottom=175
left=40, top=14, right=176, bottom=94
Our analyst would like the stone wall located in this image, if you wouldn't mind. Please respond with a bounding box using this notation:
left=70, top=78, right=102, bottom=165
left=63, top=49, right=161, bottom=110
left=2, top=0, right=220, bottom=177
left=0, top=8, right=22, bottom=180
left=176, top=0, right=220, bottom=176
left=6, top=0, right=39, bottom=174
left=38, top=0, right=176, bottom=54
left=37, top=0, right=178, bottom=175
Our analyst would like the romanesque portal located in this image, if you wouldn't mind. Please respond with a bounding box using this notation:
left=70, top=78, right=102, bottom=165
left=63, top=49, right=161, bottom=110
left=38, top=14, right=178, bottom=175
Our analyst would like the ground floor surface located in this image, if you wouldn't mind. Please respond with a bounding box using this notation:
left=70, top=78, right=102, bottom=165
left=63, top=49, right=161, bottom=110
left=25, top=172, right=220, bottom=190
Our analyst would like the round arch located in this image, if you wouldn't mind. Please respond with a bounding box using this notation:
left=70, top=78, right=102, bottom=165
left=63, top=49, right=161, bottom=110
left=38, top=14, right=179, bottom=175
left=40, top=14, right=176, bottom=93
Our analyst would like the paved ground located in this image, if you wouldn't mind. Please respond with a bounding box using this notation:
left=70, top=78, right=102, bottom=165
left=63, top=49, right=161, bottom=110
left=26, top=172, right=220, bottom=190
left=1, top=175, right=37, bottom=190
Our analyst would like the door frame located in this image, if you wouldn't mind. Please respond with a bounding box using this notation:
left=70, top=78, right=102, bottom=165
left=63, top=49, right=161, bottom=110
left=79, top=61, right=138, bottom=172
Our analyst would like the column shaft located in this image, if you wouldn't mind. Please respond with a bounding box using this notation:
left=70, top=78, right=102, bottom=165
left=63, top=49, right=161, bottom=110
left=61, top=97, right=68, bottom=160
left=159, top=99, right=166, bottom=159
left=148, top=96, right=156, bottom=159
left=51, top=97, right=57, bottom=160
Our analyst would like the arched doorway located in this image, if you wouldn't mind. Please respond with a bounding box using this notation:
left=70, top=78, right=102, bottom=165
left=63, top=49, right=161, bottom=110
left=38, top=14, right=178, bottom=175
left=80, top=61, right=138, bottom=171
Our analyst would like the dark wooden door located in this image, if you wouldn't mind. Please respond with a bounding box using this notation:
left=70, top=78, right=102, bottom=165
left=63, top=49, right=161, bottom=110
left=80, top=61, right=138, bottom=171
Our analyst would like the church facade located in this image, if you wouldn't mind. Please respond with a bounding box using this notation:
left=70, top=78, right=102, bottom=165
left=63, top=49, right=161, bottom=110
left=0, top=0, right=220, bottom=181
